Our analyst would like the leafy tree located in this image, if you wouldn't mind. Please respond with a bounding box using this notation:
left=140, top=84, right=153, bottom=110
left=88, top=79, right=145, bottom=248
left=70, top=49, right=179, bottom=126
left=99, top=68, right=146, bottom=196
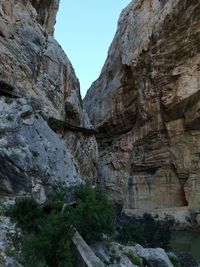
left=118, top=213, right=171, bottom=249
left=118, top=222, right=145, bottom=245
left=32, top=213, right=74, bottom=267
left=7, top=183, right=115, bottom=266
left=71, top=184, right=115, bottom=243
left=7, top=198, right=74, bottom=267
left=47, top=181, right=71, bottom=212
left=143, top=213, right=171, bottom=249
left=6, top=197, right=43, bottom=231
left=143, top=213, right=158, bottom=247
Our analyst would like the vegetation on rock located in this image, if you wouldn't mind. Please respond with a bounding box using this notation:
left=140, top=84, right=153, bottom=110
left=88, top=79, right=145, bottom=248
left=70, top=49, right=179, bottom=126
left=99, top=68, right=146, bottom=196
left=125, top=252, right=143, bottom=266
left=6, top=183, right=115, bottom=267
left=118, top=213, right=171, bottom=249
left=5, top=182, right=174, bottom=266
left=71, top=184, right=115, bottom=243
left=169, top=255, right=181, bottom=267
left=48, top=117, right=65, bottom=129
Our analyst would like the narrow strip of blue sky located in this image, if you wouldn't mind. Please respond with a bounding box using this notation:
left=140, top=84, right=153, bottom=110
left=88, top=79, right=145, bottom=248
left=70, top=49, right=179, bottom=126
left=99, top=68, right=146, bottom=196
left=55, top=1, right=131, bottom=97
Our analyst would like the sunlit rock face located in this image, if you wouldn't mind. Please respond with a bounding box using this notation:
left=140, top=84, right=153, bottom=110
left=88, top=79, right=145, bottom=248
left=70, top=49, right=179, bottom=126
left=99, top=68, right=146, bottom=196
left=84, top=0, right=200, bottom=214
left=0, top=0, right=98, bottom=196
left=0, top=0, right=82, bottom=119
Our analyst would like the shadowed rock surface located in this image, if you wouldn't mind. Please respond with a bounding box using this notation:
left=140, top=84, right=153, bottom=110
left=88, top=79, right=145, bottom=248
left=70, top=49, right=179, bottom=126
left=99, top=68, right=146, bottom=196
left=84, top=0, right=200, bottom=217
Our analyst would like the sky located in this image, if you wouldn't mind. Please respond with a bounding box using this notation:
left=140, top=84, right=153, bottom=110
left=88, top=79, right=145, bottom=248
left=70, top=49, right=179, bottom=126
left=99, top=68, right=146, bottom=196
left=55, top=0, right=131, bottom=98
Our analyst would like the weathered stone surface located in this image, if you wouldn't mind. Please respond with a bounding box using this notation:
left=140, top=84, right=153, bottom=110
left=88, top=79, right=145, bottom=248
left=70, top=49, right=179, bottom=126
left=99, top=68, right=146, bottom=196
left=133, top=244, right=173, bottom=267
left=30, top=0, right=60, bottom=35
left=0, top=198, right=16, bottom=267
left=91, top=242, right=174, bottom=267
left=0, top=0, right=98, bottom=195
left=91, top=242, right=140, bottom=267
left=0, top=0, right=80, bottom=119
left=84, top=0, right=200, bottom=215
left=0, top=97, right=82, bottom=198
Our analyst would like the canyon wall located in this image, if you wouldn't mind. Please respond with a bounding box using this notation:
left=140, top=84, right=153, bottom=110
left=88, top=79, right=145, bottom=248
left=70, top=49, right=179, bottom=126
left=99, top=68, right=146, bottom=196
left=0, top=0, right=98, bottom=198
left=1, top=0, right=200, bottom=219
left=84, top=0, right=200, bottom=215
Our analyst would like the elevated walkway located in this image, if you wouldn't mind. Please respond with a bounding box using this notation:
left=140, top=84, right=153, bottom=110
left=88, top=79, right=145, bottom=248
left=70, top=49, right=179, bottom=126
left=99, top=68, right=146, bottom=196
left=0, top=82, right=97, bottom=136
left=48, top=117, right=97, bottom=136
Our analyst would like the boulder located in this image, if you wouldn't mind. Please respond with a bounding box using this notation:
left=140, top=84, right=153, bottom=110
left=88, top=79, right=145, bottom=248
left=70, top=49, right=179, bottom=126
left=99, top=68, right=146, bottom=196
left=133, top=244, right=173, bottom=267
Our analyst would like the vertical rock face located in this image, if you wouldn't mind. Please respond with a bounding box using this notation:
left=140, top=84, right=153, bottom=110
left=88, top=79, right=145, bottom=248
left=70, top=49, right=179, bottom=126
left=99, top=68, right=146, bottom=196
left=30, top=0, right=59, bottom=35
left=0, top=0, right=98, bottom=197
left=0, top=0, right=81, bottom=119
left=84, top=0, right=200, bottom=214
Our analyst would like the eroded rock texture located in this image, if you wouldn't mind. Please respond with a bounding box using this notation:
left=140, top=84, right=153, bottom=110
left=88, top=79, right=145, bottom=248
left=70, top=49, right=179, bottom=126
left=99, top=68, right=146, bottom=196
left=0, top=97, right=83, bottom=199
left=0, top=0, right=98, bottom=196
left=0, top=0, right=81, bottom=119
left=84, top=0, right=200, bottom=214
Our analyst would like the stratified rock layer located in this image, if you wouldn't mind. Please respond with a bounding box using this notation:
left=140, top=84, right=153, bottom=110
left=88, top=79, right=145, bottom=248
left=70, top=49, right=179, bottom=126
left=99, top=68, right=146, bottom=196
left=0, top=0, right=98, bottom=196
left=84, top=0, right=200, bottom=214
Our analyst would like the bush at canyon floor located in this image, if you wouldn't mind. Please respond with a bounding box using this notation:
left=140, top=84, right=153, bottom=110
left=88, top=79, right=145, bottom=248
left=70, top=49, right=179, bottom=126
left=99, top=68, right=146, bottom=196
left=6, top=184, right=115, bottom=267
left=5, top=183, right=174, bottom=266
left=117, top=213, right=172, bottom=250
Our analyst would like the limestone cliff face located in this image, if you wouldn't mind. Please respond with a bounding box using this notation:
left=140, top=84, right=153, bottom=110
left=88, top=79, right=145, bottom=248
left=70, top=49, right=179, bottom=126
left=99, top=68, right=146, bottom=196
left=0, top=0, right=98, bottom=197
left=0, top=0, right=81, bottom=119
left=30, top=0, right=59, bottom=35
left=84, top=0, right=200, bottom=214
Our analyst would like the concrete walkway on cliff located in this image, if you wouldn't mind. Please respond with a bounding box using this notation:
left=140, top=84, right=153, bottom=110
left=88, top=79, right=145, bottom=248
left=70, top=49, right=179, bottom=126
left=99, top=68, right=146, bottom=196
left=72, top=231, right=105, bottom=267
left=0, top=86, right=97, bottom=136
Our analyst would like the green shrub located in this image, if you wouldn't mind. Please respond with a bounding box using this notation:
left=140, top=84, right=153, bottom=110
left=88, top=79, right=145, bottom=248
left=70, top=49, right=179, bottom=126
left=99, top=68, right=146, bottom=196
left=118, top=214, right=171, bottom=249
left=125, top=252, right=143, bottom=267
left=47, top=181, right=71, bottom=212
left=118, top=222, right=145, bottom=245
left=169, top=255, right=181, bottom=267
left=48, top=182, right=115, bottom=243
left=143, top=213, right=171, bottom=249
left=71, top=184, right=115, bottom=243
left=7, top=184, right=115, bottom=266
left=17, top=234, right=48, bottom=267
left=7, top=197, right=43, bottom=231
left=154, top=223, right=171, bottom=249
left=19, top=213, right=74, bottom=267
left=143, top=213, right=157, bottom=246
left=7, top=200, right=74, bottom=267
left=109, top=254, right=121, bottom=264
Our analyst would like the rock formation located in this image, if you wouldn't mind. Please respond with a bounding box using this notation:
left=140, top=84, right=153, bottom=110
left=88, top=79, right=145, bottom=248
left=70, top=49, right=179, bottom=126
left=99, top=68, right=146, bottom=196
left=84, top=0, right=200, bottom=216
left=0, top=0, right=98, bottom=198
left=91, top=242, right=173, bottom=267
left=1, top=0, right=200, bottom=220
